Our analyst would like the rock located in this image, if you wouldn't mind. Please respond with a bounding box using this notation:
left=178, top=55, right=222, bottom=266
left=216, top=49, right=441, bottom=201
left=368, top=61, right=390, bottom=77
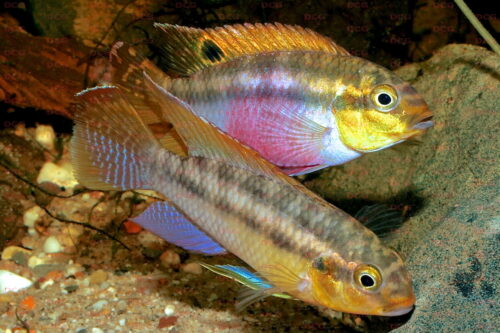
left=159, top=250, right=181, bottom=268
left=35, top=124, right=56, bottom=151
left=306, top=44, right=499, bottom=332
left=1, top=246, right=32, bottom=266
left=181, top=262, right=202, bottom=275
left=0, top=270, right=33, bottom=293
left=89, top=270, right=108, bottom=285
left=37, top=161, right=79, bottom=191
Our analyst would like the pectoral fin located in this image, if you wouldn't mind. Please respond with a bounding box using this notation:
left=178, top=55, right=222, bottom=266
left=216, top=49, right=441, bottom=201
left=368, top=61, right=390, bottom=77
left=255, top=100, right=328, bottom=169
left=142, top=72, right=326, bottom=203
left=354, top=204, right=405, bottom=239
left=201, top=264, right=293, bottom=310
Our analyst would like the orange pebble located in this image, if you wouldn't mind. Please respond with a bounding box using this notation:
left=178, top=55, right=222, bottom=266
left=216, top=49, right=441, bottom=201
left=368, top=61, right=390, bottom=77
left=44, top=270, right=64, bottom=281
left=20, top=295, right=36, bottom=311
left=123, top=221, right=142, bottom=234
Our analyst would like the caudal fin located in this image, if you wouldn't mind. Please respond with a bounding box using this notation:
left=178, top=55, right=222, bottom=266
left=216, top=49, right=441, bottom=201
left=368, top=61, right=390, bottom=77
left=70, top=86, right=160, bottom=191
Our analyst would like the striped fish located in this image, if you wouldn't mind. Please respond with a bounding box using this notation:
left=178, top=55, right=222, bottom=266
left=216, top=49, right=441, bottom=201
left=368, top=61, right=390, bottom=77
left=110, top=23, right=433, bottom=176
left=70, top=74, right=415, bottom=316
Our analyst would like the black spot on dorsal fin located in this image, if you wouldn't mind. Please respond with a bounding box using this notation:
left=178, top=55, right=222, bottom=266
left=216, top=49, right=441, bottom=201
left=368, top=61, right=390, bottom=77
left=202, top=40, right=225, bottom=63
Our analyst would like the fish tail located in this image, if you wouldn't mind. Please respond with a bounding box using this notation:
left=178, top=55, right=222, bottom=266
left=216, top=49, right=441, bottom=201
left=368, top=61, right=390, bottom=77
left=70, top=86, right=161, bottom=191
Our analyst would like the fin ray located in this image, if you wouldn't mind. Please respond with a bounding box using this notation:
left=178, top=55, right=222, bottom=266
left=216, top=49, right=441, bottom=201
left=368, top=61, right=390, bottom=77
left=354, top=204, right=405, bottom=238
left=71, top=87, right=159, bottom=190
left=154, top=22, right=349, bottom=75
left=133, top=202, right=226, bottom=255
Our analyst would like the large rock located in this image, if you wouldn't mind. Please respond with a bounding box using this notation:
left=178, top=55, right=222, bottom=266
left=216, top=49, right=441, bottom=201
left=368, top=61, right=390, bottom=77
left=306, top=44, right=499, bottom=331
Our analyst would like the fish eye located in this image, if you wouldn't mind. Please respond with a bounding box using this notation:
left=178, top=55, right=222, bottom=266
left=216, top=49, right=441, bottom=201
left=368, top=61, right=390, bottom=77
left=371, top=84, right=399, bottom=112
left=354, top=264, right=382, bottom=291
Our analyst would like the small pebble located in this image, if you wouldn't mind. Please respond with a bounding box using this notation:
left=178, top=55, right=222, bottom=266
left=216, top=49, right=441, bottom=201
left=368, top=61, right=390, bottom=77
left=64, top=285, right=79, bottom=293
left=0, top=270, right=33, bottom=293
left=181, top=262, right=202, bottom=275
left=66, top=263, right=85, bottom=277
left=89, top=270, right=108, bottom=285
left=35, top=124, right=56, bottom=150
left=23, top=205, right=44, bottom=228
left=27, top=255, right=46, bottom=268
left=20, top=236, right=36, bottom=250
left=116, top=300, right=127, bottom=312
left=137, top=231, right=165, bottom=249
left=159, top=250, right=181, bottom=268
left=158, top=316, right=178, bottom=329
left=43, top=236, right=63, bottom=254
left=123, top=220, right=142, bottom=234
left=164, top=304, right=175, bottom=316
left=90, top=299, right=108, bottom=311
left=91, top=328, right=104, bottom=333
left=118, top=318, right=126, bottom=326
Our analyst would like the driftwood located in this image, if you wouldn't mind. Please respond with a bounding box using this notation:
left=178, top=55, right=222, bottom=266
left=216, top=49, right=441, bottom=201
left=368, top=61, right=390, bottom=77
left=0, top=19, right=100, bottom=118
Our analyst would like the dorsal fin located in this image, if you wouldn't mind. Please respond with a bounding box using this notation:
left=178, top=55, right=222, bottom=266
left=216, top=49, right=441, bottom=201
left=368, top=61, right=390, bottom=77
left=141, top=72, right=324, bottom=199
left=154, top=22, right=350, bottom=76
left=109, top=42, right=188, bottom=156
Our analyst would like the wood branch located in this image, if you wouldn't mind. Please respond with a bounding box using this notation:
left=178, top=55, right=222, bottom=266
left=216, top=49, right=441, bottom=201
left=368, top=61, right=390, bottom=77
left=0, top=20, right=103, bottom=118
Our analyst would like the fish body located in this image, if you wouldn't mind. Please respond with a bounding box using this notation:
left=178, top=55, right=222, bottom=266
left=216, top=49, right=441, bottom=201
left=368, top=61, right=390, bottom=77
left=168, top=51, right=431, bottom=174
left=111, top=23, right=433, bottom=175
left=71, top=77, right=415, bottom=316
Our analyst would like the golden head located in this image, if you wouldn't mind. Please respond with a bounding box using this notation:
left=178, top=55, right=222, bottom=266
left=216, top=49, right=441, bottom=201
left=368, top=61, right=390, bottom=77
left=332, top=59, right=433, bottom=152
left=307, top=247, right=415, bottom=316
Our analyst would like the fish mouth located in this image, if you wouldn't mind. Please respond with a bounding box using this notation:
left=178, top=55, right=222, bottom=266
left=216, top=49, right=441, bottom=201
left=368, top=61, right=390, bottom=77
left=412, top=115, right=434, bottom=130
left=382, top=304, right=414, bottom=317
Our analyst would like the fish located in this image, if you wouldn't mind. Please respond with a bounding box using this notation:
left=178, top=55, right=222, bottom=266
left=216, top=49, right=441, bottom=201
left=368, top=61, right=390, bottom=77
left=70, top=72, right=416, bottom=316
left=110, top=22, right=433, bottom=176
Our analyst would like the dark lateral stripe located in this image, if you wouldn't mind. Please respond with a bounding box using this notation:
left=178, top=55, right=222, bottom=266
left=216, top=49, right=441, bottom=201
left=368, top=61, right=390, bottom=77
left=170, top=157, right=324, bottom=259
left=211, top=158, right=340, bottom=254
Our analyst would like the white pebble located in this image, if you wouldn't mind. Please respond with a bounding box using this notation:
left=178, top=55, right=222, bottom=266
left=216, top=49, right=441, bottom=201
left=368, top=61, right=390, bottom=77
left=118, top=318, right=126, bottom=326
left=35, top=124, right=56, bottom=150
left=0, top=270, right=33, bottom=293
left=23, top=205, right=44, bottom=228
left=164, top=304, right=175, bottom=316
left=91, top=328, right=104, bottom=333
left=90, top=300, right=108, bottom=311
left=43, top=236, right=63, bottom=254
left=37, top=162, right=78, bottom=190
